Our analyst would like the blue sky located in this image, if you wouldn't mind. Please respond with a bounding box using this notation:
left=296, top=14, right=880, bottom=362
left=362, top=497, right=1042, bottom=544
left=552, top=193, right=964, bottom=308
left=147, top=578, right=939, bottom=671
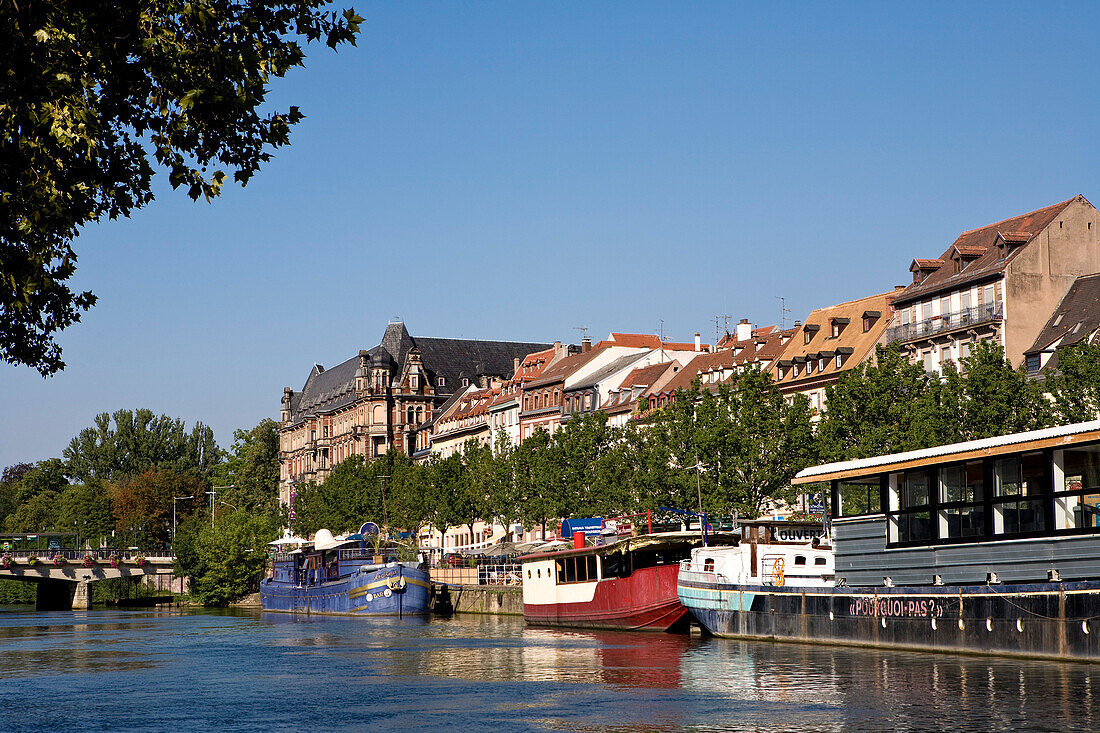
left=3, top=2, right=1098, bottom=469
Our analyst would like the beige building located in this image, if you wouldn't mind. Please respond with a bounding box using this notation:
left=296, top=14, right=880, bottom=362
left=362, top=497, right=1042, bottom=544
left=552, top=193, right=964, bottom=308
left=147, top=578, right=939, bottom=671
left=771, top=291, right=894, bottom=414
left=885, top=195, right=1100, bottom=370
left=278, top=321, right=550, bottom=508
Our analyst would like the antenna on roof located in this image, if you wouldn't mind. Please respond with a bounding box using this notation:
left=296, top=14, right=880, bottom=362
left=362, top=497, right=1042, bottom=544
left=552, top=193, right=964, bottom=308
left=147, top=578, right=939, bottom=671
left=573, top=326, right=589, bottom=341
left=775, top=297, right=791, bottom=330
left=715, top=314, right=731, bottom=347
left=390, top=315, right=403, bottom=324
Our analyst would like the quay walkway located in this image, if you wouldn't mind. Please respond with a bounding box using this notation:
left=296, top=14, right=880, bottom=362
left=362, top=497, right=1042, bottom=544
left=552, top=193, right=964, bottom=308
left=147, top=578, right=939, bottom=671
left=0, top=549, right=176, bottom=610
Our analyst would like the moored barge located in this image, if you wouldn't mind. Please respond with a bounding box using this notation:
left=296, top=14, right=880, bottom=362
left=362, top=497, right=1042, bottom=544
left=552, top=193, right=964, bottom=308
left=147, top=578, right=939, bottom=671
left=261, top=529, right=431, bottom=617
left=521, top=530, right=730, bottom=631
left=679, top=420, right=1100, bottom=661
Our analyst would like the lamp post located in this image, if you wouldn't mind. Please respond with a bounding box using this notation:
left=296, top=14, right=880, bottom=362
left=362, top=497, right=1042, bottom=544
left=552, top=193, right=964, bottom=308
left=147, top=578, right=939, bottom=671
left=172, top=496, right=191, bottom=542
left=207, top=485, right=235, bottom=528
left=689, top=461, right=706, bottom=546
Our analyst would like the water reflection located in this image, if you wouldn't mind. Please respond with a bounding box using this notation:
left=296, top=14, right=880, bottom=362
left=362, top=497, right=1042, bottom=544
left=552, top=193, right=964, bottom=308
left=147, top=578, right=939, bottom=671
left=1, top=607, right=1099, bottom=732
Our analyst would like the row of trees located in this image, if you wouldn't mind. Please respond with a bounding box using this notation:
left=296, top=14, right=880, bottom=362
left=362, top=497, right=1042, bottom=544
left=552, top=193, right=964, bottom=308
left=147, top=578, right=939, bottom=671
left=1, top=410, right=281, bottom=604
left=293, top=340, right=1100, bottom=542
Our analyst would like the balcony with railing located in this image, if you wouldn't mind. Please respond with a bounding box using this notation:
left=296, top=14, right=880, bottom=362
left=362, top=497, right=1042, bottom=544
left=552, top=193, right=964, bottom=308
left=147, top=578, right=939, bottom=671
left=885, top=302, right=1003, bottom=344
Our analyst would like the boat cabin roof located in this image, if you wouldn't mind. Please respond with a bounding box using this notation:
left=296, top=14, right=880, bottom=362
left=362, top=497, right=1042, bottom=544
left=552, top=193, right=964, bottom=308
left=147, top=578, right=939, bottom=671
left=793, top=420, right=1100, bottom=484
left=519, top=531, right=738, bottom=562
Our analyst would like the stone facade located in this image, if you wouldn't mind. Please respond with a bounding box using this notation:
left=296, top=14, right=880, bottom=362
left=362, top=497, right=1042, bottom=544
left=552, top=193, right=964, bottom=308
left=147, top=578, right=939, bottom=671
left=278, top=322, right=550, bottom=507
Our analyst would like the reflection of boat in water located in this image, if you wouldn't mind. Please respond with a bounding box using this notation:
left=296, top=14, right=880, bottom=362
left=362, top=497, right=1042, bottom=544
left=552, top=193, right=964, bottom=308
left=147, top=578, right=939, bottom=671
left=521, top=531, right=732, bottom=631
left=261, top=528, right=431, bottom=617
left=681, top=422, right=1100, bottom=661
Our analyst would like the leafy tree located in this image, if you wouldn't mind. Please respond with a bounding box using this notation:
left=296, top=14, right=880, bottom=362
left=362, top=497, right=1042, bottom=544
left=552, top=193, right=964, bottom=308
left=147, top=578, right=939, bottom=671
left=511, top=428, right=562, bottom=537
left=2, top=2, right=363, bottom=375
left=176, top=510, right=278, bottom=606
left=109, top=468, right=208, bottom=548
left=1, top=463, right=34, bottom=485
left=3, top=489, right=60, bottom=533
left=815, top=344, right=937, bottom=462
left=64, top=408, right=222, bottom=482
left=1048, top=340, right=1100, bottom=424
left=56, top=481, right=114, bottom=549
left=944, top=341, right=1052, bottom=439
left=707, top=369, right=816, bottom=519
left=212, top=418, right=280, bottom=515
left=550, top=413, right=620, bottom=518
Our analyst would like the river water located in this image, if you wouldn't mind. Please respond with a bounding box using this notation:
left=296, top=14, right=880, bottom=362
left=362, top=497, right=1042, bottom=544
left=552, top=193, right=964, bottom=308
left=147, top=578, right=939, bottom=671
left=0, top=607, right=1097, bottom=732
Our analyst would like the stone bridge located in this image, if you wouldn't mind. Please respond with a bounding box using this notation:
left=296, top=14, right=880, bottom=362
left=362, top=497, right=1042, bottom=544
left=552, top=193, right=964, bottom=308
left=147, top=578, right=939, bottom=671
left=0, top=549, right=176, bottom=610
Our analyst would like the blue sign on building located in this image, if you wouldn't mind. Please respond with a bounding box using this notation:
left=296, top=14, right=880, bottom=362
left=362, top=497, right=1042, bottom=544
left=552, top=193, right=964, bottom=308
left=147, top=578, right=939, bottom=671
left=560, top=518, right=604, bottom=537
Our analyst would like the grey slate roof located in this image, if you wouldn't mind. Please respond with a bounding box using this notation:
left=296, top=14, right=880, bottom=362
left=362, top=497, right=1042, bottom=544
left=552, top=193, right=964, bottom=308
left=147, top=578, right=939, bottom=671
left=287, top=322, right=551, bottom=422
left=1024, top=273, right=1100, bottom=370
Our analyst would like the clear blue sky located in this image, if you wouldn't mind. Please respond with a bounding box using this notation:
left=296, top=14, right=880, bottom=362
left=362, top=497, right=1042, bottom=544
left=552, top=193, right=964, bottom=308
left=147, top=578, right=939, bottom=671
left=3, top=2, right=1098, bottom=469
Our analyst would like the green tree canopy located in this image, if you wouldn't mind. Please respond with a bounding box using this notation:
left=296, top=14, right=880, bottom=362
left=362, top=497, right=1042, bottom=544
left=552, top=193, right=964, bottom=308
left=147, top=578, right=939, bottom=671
left=212, top=418, right=280, bottom=515
left=1048, top=340, right=1100, bottom=424
left=2, top=1, right=362, bottom=375
left=109, top=468, right=208, bottom=548
left=175, top=509, right=278, bottom=606
left=64, top=408, right=222, bottom=482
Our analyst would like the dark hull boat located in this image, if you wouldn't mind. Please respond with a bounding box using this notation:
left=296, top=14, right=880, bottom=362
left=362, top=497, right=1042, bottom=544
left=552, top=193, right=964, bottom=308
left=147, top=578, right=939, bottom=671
left=681, top=421, right=1100, bottom=661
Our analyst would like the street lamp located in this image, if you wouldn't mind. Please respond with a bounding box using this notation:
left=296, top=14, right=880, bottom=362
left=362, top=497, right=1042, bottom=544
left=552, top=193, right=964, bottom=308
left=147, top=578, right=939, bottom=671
left=207, top=485, right=235, bottom=528
left=688, top=461, right=706, bottom=546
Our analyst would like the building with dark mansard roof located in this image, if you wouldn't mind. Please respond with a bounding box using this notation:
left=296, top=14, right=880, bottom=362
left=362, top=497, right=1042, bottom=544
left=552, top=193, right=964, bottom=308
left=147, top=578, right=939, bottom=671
left=278, top=321, right=551, bottom=506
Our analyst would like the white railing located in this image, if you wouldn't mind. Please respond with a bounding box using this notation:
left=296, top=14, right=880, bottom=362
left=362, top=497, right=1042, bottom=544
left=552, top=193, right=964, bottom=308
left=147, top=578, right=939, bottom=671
left=478, top=564, right=522, bottom=586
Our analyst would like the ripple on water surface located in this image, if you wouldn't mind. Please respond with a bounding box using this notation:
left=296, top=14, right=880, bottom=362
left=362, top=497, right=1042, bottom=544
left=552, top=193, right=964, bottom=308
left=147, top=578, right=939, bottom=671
left=0, top=606, right=1097, bottom=732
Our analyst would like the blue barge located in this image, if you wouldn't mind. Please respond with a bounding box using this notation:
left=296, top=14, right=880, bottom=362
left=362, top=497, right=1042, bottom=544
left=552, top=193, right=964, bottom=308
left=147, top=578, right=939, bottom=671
left=261, top=532, right=431, bottom=617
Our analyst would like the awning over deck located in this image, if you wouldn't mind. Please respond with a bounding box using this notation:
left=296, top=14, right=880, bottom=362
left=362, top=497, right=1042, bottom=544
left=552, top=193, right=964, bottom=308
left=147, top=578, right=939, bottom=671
left=793, top=420, right=1100, bottom=485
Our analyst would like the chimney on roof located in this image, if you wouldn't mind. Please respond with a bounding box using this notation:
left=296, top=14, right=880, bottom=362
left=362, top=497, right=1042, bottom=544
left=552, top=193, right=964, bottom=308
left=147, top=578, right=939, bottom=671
left=581, top=337, right=591, bottom=353
left=894, top=285, right=906, bottom=291
left=694, top=332, right=701, bottom=352
left=736, top=318, right=752, bottom=342
left=513, top=356, right=521, bottom=375
left=793, top=320, right=802, bottom=327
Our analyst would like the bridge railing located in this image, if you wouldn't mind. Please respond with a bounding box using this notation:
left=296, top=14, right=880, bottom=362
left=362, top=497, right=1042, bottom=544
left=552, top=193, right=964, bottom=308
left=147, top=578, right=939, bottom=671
left=0, top=549, right=175, bottom=561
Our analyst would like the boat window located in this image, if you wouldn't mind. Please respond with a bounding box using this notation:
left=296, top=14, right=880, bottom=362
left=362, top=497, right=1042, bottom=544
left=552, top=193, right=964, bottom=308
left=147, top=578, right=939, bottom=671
left=703, top=558, right=715, bottom=572
left=556, top=554, right=597, bottom=584
left=1057, top=444, right=1100, bottom=529
left=794, top=555, right=806, bottom=566
left=993, top=452, right=1048, bottom=536
left=602, top=553, right=629, bottom=579
left=815, top=557, right=827, bottom=566
left=835, top=477, right=881, bottom=516
left=939, top=461, right=986, bottom=540
left=527, top=569, right=531, bottom=579
left=892, top=470, right=933, bottom=544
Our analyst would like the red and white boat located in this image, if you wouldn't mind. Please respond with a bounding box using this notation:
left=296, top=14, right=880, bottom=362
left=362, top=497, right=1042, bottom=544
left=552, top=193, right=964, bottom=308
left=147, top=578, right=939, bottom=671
left=520, top=531, right=727, bottom=631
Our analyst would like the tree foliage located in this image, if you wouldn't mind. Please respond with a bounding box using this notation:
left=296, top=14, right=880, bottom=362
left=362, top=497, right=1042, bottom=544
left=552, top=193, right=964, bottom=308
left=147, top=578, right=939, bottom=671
left=109, top=468, right=208, bottom=548
left=175, top=509, right=278, bottom=606
left=1048, top=340, right=1100, bottom=424
left=64, top=408, right=221, bottom=482
left=212, top=418, right=280, bottom=515
left=1, top=1, right=363, bottom=375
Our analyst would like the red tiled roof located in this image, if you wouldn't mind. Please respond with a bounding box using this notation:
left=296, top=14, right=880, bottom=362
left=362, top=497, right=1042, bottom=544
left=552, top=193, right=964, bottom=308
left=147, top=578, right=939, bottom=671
left=895, top=196, right=1086, bottom=304
left=523, top=345, right=608, bottom=389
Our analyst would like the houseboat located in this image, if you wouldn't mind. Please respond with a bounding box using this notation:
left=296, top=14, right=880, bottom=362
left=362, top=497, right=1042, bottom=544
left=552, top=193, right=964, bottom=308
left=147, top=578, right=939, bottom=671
left=261, top=528, right=431, bottom=617
left=521, top=530, right=734, bottom=631
left=678, top=420, right=1100, bottom=661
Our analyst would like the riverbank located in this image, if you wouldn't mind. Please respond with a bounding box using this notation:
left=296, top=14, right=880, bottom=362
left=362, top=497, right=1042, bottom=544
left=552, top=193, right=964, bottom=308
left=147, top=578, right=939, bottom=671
left=431, top=584, right=522, bottom=616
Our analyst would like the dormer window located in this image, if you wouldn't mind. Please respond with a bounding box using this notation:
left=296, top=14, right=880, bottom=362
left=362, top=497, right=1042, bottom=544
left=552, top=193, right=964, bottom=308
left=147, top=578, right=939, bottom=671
left=462, top=378, right=469, bottom=387
left=910, top=259, right=945, bottom=285
left=411, top=374, right=418, bottom=389
left=862, top=310, right=881, bottom=332
left=802, top=324, right=819, bottom=344
left=830, top=317, right=849, bottom=337
left=438, top=377, right=445, bottom=387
